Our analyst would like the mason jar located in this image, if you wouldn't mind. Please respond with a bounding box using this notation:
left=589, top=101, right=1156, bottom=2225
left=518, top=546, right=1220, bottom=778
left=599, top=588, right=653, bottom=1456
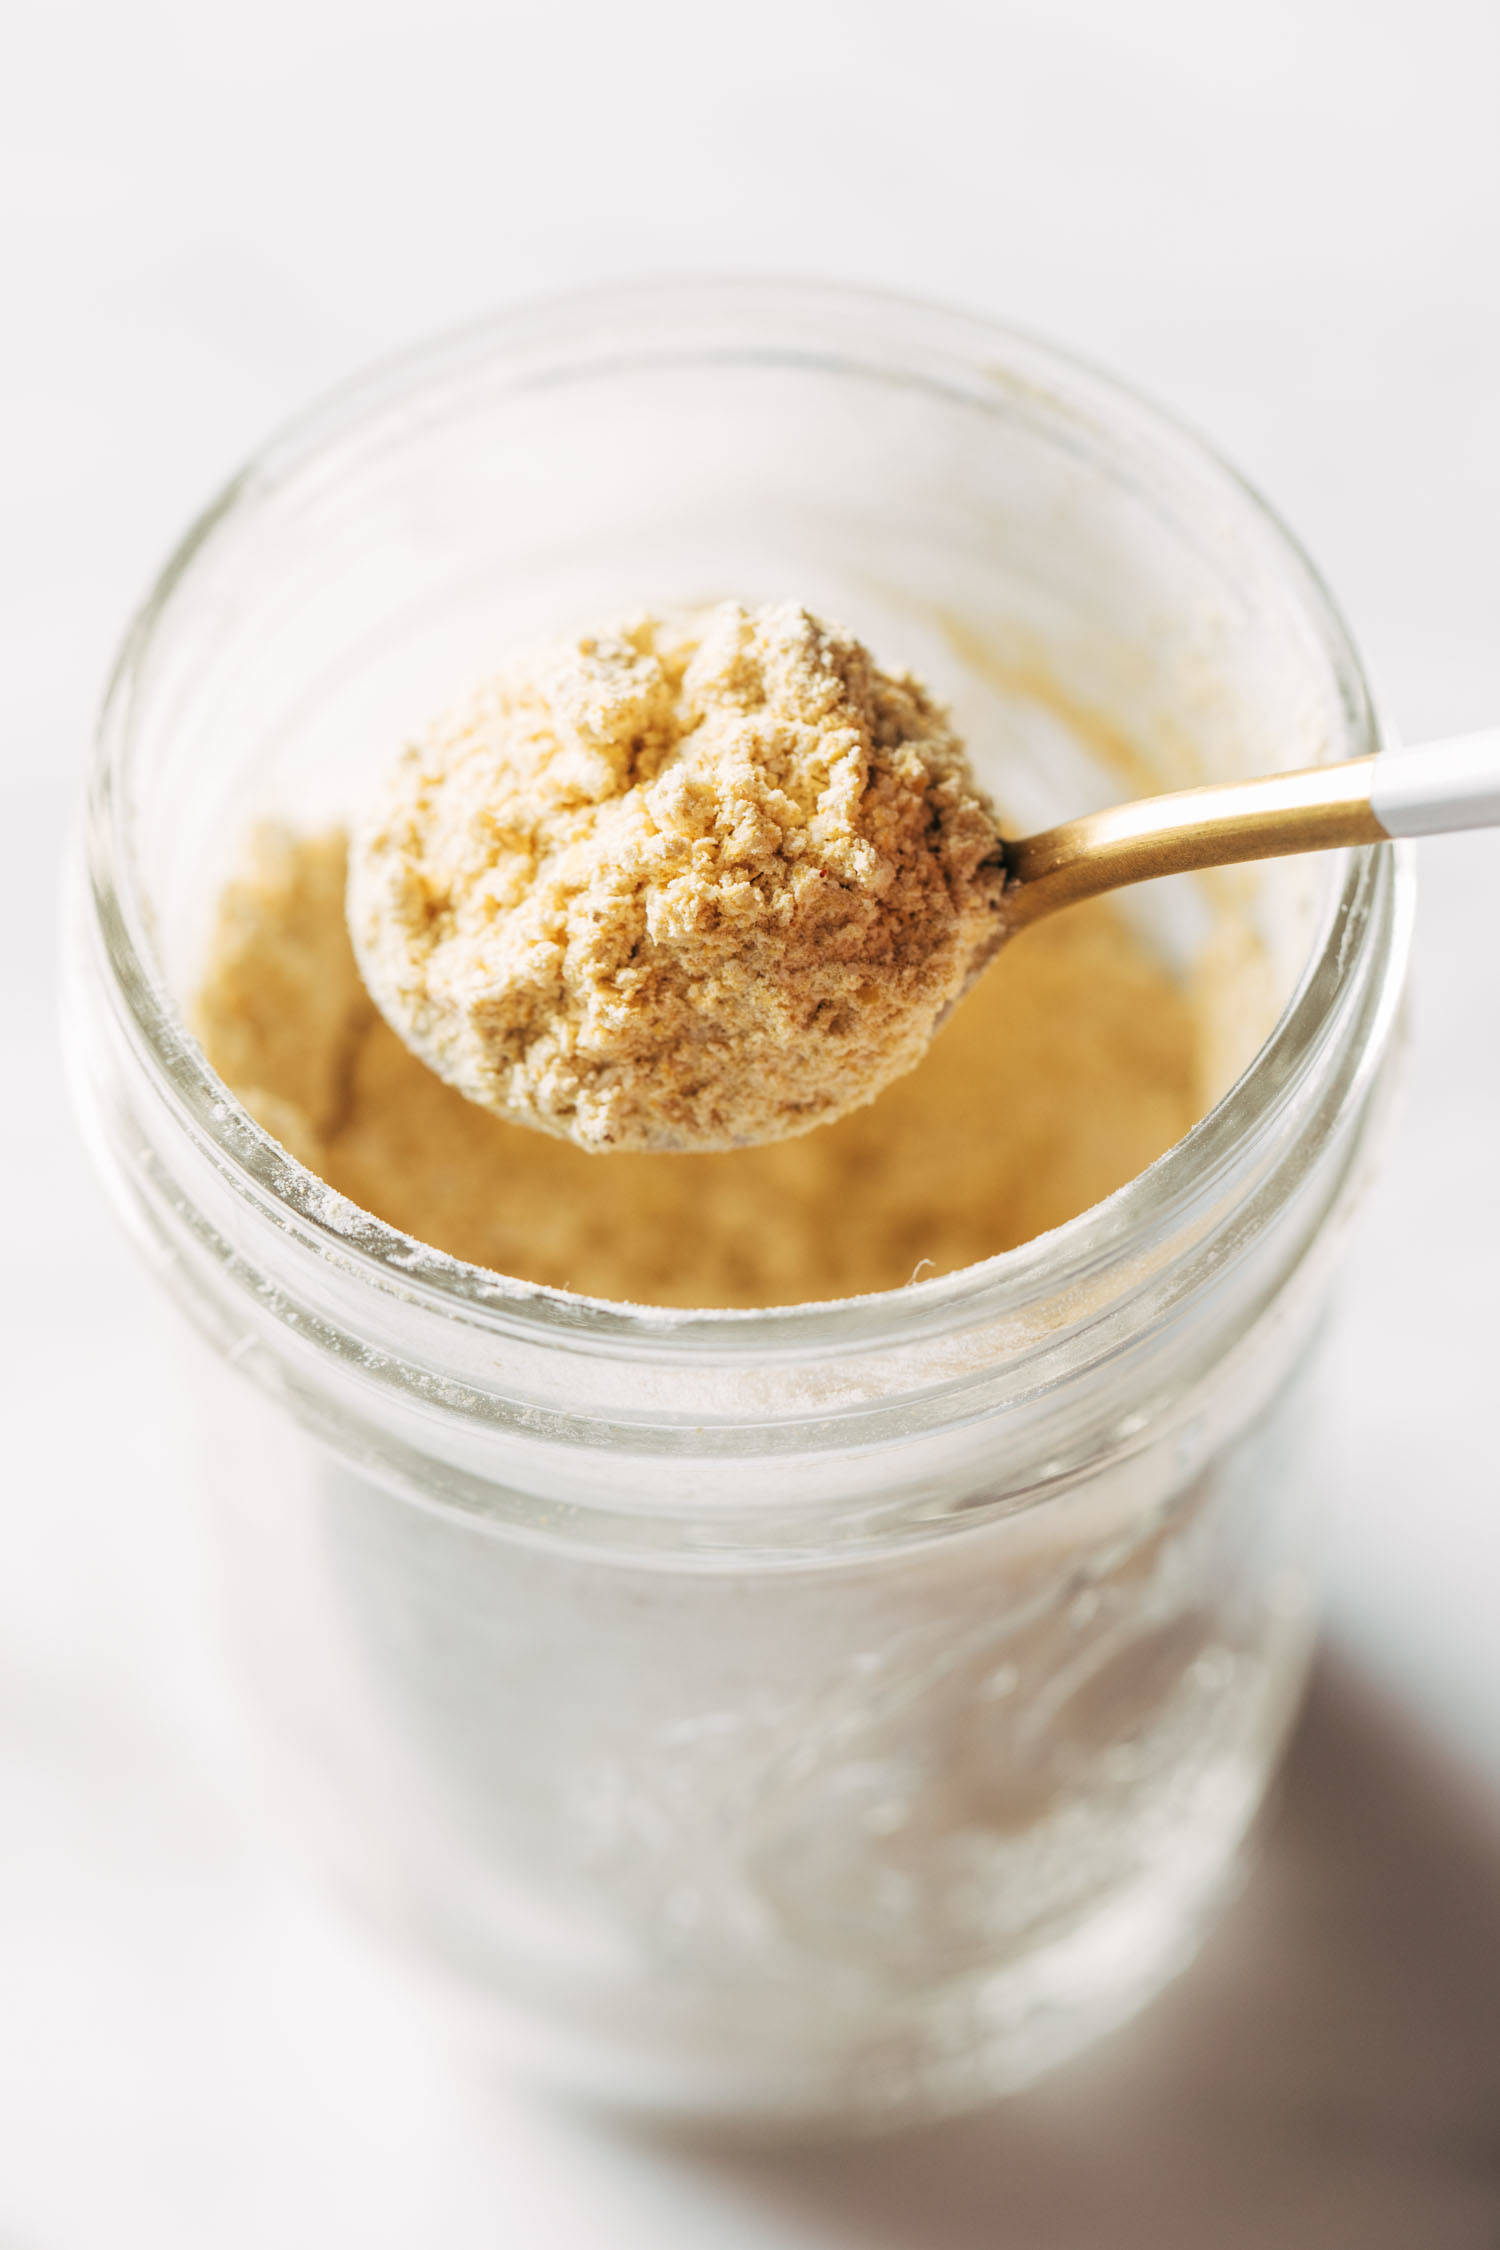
left=63, top=281, right=1411, bottom=2133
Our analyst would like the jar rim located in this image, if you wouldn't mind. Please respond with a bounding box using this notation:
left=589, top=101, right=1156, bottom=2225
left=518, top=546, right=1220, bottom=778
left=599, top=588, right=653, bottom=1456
left=86, top=275, right=1412, bottom=1368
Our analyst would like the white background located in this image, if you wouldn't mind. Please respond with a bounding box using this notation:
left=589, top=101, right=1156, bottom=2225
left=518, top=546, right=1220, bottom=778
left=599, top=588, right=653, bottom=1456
left=3, top=1, right=1499, bottom=2242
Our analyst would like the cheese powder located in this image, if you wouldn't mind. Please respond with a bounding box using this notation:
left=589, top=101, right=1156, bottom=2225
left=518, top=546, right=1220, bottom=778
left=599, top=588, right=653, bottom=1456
left=198, top=826, right=1201, bottom=1309
left=347, top=604, right=1009, bottom=1153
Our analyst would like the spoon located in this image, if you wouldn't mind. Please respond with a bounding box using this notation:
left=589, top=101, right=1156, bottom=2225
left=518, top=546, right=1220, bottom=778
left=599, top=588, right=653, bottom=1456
left=998, top=727, right=1500, bottom=928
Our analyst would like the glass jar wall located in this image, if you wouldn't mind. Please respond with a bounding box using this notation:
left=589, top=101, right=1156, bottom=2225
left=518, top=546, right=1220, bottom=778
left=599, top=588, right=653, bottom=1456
left=64, top=283, right=1411, bottom=2130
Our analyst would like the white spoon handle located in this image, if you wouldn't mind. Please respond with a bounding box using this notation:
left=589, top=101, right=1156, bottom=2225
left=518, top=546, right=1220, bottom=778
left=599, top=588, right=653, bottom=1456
left=1002, top=724, right=1500, bottom=928
left=1371, top=728, right=1500, bottom=838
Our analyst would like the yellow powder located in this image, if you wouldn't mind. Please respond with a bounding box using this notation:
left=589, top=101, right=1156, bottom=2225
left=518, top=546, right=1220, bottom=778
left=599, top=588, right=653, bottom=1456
left=197, top=824, right=1203, bottom=1310
left=346, top=603, right=1008, bottom=1154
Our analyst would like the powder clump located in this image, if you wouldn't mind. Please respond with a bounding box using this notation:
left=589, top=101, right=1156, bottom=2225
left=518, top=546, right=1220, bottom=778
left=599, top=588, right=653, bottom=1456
left=347, top=602, right=1009, bottom=1153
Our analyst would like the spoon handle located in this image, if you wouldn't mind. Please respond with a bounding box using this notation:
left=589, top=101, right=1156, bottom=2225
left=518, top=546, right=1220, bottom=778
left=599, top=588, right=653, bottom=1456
left=1369, top=729, right=1500, bottom=838
left=1002, top=727, right=1500, bottom=928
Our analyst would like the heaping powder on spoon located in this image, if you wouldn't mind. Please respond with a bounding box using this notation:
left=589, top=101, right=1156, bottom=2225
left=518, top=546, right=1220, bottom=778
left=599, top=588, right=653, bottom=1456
left=346, top=602, right=1010, bottom=1154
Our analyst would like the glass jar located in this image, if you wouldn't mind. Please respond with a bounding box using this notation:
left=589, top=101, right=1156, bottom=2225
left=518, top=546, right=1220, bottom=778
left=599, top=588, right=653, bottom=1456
left=63, top=281, right=1411, bottom=2133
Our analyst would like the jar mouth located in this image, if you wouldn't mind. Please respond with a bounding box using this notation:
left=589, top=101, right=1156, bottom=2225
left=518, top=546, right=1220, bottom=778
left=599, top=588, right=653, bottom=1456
left=87, top=277, right=1411, bottom=1364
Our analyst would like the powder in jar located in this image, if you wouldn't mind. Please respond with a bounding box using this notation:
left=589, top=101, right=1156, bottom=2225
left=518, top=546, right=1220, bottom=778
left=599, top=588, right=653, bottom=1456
left=347, top=602, right=1009, bottom=1153
left=197, top=826, right=1204, bottom=1309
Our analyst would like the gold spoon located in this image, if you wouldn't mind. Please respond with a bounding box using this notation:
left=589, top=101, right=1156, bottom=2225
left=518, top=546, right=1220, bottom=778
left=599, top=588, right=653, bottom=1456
left=998, top=729, right=1500, bottom=928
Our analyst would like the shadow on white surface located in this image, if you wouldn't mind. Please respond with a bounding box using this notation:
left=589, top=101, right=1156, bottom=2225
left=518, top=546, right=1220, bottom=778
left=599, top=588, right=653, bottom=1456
left=639, top=1656, right=1500, bottom=2248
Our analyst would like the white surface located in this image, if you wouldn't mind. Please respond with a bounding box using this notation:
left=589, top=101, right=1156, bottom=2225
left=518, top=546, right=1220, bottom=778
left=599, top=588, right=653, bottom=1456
left=1372, top=729, right=1500, bottom=837
left=4, top=0, right=1500, bottom=2242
